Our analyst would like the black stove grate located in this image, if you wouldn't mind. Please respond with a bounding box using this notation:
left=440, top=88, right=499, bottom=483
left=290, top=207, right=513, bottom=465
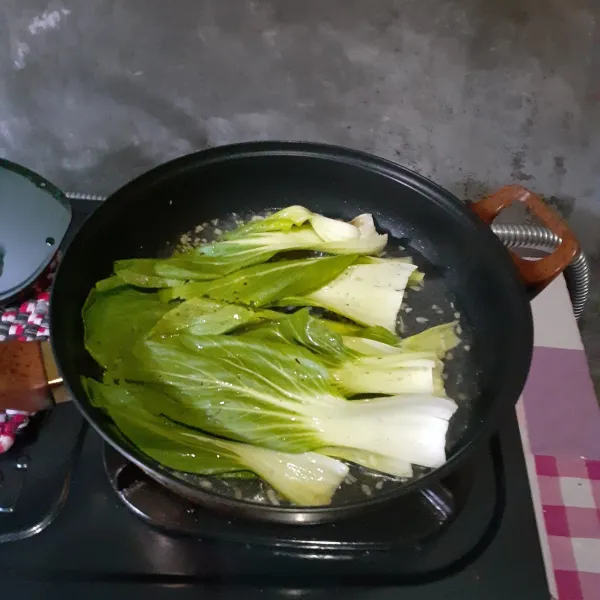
left=103, top=434, right=504, bottom=580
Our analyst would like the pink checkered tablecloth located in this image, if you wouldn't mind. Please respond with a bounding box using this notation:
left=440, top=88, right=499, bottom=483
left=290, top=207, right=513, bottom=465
left=535, top=456, right=600, bottom=598
left=517, top=276, right=600, bottom=599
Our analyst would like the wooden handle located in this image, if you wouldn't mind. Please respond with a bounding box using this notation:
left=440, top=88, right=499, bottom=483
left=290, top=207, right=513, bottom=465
left=0, top=341, right=54, bottom=412
left=471, top=185, right=580, bottom=294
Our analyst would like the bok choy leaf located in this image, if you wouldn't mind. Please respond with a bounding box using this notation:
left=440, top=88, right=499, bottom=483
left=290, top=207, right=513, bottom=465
left=149, top=297, right=280, bottom=337
left=239, top=308, right=351, bottom=365
left=342, top=322, right=459, bottom=358
left=400, top=322, right=460, bottom=357
left=84, top=378, right=348, bottom=505
left=121, top=335, right=457, bottom=468
left=158, top=255, right=357, bottom=307
left=83, top=286, right=171, bottom=372
left=118, top=207, right=386, bottom=289
left=112, top=250, right=279, bottom=288
left=112, top=259, right=186, bottom=289
left=320, top=320, right=400, bottom=346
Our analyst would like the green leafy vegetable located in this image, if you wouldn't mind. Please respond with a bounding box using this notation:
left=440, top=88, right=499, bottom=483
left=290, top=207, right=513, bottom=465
left=240, top=308, right=350, bottom=365
left=95, top=276, right=129, bottom=292
left=224, top=206, right=312, bottom=237
left=408, top=270, right=425, bottom=287
left=113, top=259, right=186, bottom=289
left=241, top=309, right=445, bottom=396
left=341, top=336, right=399, bottom=355
left=320, top=320, right=400, bottom=346
left=113, top=249, right=280, bottom=288
left=149, top=297, right=280, bottom=337
left=122, top=335, right=457, bottom=468
left=80, top=206, right=461, bottom=497
left=400, top=322, right=460, bottom=357
left=158, top=255, right=357, bottom=307
left=208, top=206, right=388, bottom=256
left=84, top=378, right=348, bottom=505
left=136, top=207, right=385, bottom=290
left=83, top=286, right=171, bottom=372
left=342, top=321, right=459, bottom=358
left=277, top=259, right=421, bottom=332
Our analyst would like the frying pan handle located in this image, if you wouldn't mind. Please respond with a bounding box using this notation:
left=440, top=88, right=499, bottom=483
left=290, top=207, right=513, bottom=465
left=470, top=185, right=580, bottom=297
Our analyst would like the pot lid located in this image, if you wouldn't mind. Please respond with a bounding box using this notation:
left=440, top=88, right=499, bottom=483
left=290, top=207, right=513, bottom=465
left=0, top=160, right=71, bottom=304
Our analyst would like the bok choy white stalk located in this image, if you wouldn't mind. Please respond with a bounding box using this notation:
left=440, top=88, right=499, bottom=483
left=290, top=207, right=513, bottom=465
left=84, top=378, right=349, bottom=506
left=332, top=352, right=445, bottom=396
left=320, top=446, right=413, bottom=478
left=277, top=258, right=422, bottom=332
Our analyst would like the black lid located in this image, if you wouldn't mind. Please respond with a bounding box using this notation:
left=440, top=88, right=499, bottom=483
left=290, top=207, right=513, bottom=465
left=0, top=159, right=71, bottom=304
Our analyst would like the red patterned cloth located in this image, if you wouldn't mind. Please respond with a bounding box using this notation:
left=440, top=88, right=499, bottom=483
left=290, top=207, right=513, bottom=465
left=0, top=291, right=50, bottom=341
left=0, top=267, right=54, bottom=452
left=0, top=411, right=31, bottom=453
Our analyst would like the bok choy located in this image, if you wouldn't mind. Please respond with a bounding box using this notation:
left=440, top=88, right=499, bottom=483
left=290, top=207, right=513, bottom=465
left=241, top=308, right=447, bottom=396
left=149, top=297, right=280, bottom=337
left=81, top=204, right=463, bottom=503
left=277, top=258, right=422, bottom=332
left=84, top=378, right=349, bottom=505
left=342, top=321, right=459, bottom=357
left=333, top=352, right=445, bottom=396
left=207, top=206, right=388, bottom=256
left=158, top=254, right=357, bottom=306
left=105, top=251, right=279, bottom=290
left=103, top=207, right=387, bottom=290
left=83, top=286, right=171, bottom=371
left=122, top=335, right=458, bottom=468
left=320, top=446, right=413, bottom=478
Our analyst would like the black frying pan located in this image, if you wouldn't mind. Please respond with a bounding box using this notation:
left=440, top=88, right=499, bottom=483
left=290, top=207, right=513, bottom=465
left=50, top=142, right=578, bottom=524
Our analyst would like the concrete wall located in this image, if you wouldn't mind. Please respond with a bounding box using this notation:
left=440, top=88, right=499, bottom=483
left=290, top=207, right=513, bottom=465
left=1, top=0, right=598, bottom=250
left=2, top=0, right=600, bottom=388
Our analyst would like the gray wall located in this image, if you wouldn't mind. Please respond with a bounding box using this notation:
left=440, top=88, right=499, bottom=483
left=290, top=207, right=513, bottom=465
left=1, top=0, right=599, bottom=253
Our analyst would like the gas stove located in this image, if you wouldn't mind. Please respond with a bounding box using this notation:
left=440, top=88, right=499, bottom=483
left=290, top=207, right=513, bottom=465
left=0, top=199, right=549, bottom=599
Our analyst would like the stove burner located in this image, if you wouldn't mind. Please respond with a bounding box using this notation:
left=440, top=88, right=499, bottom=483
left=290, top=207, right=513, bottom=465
left=104, top=443, right=478, bottom=552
